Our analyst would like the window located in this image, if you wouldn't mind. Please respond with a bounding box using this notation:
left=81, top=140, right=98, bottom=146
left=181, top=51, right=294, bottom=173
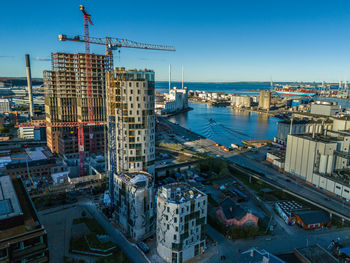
left=174, top=217, right=177, bottom=223
left=174, top=234, right=177, bottom=240
left=167, top=224, right=169, bottom=230
left=167, top=207, right=170, bottom=212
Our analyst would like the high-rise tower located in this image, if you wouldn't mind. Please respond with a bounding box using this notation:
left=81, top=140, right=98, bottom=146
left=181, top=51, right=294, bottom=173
left=107, top=67, right=156, bottom=176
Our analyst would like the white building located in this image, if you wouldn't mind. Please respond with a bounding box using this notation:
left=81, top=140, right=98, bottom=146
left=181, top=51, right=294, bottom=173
left=112, top=68, right=156, bottom=175
left=276, top=119, right=333, bottom=146
left=162, top=87, right=188, bottom=114
left=310, top=101, right=341, bottom=116
left=284, top=131, right=350, bottom=200
left=113, top=171, right=155, bottom=242
left=157, top=183, right=207, bottom=263
left=0, top=98, right=10, bottom=113
left=17, top=127, right=34, bottom=140
left=17, top=127, right=42, bottom=140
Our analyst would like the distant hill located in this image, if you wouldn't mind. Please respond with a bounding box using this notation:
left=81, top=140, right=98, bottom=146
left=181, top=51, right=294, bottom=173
left=0, top=77, right=43, bottom=86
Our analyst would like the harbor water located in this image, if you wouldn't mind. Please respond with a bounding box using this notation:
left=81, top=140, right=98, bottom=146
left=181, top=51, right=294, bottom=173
left=167, top=102, right=279, bottom=147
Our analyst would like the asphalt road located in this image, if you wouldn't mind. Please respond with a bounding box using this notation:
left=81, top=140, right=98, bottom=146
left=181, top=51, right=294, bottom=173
left=160, top=117, right=350, bottom=220
left=228, top=153, right=350, bottom=220
left=206, top=224, right=350, bottom=263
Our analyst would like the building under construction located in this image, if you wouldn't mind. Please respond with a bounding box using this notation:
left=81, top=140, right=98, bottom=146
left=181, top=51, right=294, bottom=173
left=44, top=52, right=107, bottom=155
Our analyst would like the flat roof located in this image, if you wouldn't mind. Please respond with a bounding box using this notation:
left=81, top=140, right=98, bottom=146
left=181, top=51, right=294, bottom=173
left=295, top=245, right=338, bottom=263
left=116, top=171, right=152, bottom=188
left=0, top=176, right=42, bottom=244
left=159, top=183, right=206, bottom=204
left=275, top=200, right=303, bottom=214
left=0, top=176, right=22, bottom=220
left=291, top=133, right=342, bottom=143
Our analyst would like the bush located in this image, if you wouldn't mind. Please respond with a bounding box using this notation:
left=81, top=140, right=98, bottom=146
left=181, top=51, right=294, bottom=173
left=227, top=225, right=259, bottom=239
left=207, top=215, right=226, bottom=234
left=200, top=158, right=230, bottom=178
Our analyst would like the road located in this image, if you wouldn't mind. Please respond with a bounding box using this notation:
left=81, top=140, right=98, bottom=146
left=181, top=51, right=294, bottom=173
left=206, top=224, right=350, bottom=263
left=80, top=200, right=149, bottom=263
left=228, top=153, right=350, bottom=220
left=159, top=117, right=350, bottom=220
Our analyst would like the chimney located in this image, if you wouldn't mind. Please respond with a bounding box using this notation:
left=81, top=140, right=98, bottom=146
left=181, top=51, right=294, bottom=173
left=168, top=64, right=171, bottom=93
left=25, top=54, right=34, bottom=119
left=182, top=65, right=184, bottom=89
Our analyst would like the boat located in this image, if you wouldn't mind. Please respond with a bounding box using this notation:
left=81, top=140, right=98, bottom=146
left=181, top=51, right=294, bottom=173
left=272, top=85, right=317, bottom=97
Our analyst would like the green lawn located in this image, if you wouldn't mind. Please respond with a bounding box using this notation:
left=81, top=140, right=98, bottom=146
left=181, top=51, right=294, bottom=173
left=86, top=233, right=115, bottom=250
left=73, top=217, right=106, bottom=235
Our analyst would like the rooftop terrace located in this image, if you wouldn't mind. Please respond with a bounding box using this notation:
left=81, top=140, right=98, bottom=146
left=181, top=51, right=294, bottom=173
left=158, top=183, right=206, bottom=204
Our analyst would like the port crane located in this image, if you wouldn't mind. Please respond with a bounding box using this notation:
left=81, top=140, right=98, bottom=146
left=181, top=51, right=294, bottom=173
left=18, top=5, right=175, bottom=178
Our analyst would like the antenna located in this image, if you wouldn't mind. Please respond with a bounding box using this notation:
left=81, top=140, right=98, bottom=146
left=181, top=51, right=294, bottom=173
left=182, top=65, right=184, bottom=89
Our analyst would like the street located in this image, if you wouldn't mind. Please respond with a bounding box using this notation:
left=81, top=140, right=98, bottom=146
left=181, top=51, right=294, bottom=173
left=160, top=117, right=350, bottom=220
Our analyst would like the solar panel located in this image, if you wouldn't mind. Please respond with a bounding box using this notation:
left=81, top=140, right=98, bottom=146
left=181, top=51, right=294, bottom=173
left=0, top=200, right=12, bottom=216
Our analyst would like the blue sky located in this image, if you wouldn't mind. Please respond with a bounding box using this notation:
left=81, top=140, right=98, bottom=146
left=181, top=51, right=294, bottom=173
left=2, top=0, right=350, bottom=82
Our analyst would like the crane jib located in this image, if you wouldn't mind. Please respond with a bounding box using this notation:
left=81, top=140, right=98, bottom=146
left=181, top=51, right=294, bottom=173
left=58, top=34, right=176, bottom=51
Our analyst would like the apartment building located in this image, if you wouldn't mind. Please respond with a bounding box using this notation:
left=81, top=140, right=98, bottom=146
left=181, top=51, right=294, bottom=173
left=0, top=176, right=49, bottom=262
left=157, top=183, right=207, bottom=263
left=113, top=171, right=155, bottom=242
left=107, top=67, right=156, bottom=175
left=0, top=98, right=10, bottom=113
left=44, top=52, right=106, bottom=154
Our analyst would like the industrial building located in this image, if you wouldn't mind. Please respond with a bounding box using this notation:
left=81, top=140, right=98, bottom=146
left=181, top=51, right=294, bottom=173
left=43, top=52, right=107, bottom=155
left=258, top=90, right=271, bottom=110
left=107, top=67, right=156, bottom=175
left=156, top=183, right=207, bottom=263
left=113, top=171, right=154, bottom=242
left=230, top=95, right=252, bottom=108
left=310, top=101, right=341, bottom=116
left=161, top=87, right=188, bottom=114
left=0, top=176, right=49, bottom=262
left=276, top=118, right=333, bottom=145
left=284, top=131, right=350, bottom=200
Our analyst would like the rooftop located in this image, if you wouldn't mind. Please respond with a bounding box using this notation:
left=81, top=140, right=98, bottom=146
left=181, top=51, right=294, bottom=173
left=295, top=245, right=338, bottom=263
left=158, top=183, right=206, bottom=204
left=241, top=248, right=286, bottom=263
left=117, top=171, right=152, bottom=188
left=294, top=210, right=331, bottom=225
left=220, top=198, right=250, bottom=221
left=291, top=133, right=342, bottom=144
left=275, top=200, right=304, bottom=215
left=0, top=176, right=42, bottom=245
left=0, top=176, right=22, bottom=220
